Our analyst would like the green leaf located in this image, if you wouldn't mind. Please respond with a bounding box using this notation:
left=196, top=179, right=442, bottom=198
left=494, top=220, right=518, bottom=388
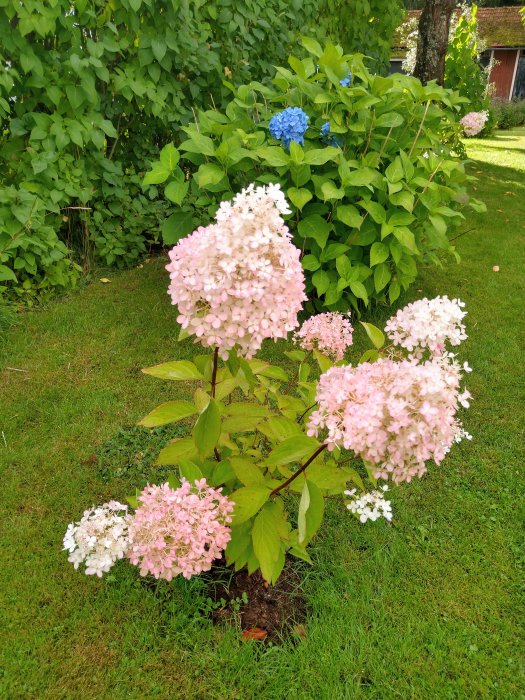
left=179, top=459, right=204, bottom=483
left=312, top=348, right=333, bottom=373
left=256, top=146, right=290, bottom=166
left=298, top=480, right=324, bottom=545
left=302, top=254, right=320, bottom=271
left=143, top=164, right=171, bottom=186
left=165, top=180, right=189, bottom=206
left=193, top=399, right=221, bottom=458
left=369, top=242, right=389, bottom=266
left=360, top=322, right=385, bottom=349
left=335, top=254, right=352, bottom=279
left=284, top=350, right=306, bottom=362
left=298, top=215, right=331, bottom=250
left=162, top=210, right=194, bottom=245
left=301, top=36, right=323, bottom=57
left=375, top=112, right=403, bottom=128
left=349, top=281, right=368, bottom=304
left=393, top=227, right=418, bottom=254
left=345, top=168, right=377, bottom=187
left=298, top=481, right=310, bottom=544
left=258, top=365, right=288, bottom=382
left=180, top=132, right=215, bottom=156
left=151, top=38, right=167, bottom=62
left=160, top=143, right=180, bottom=170
left=142, top=360, right=204, bottom=381
left=157, top=437, right=198, bottom=464
left=252, top=502, right=285, bottom=582
left=266, top=435, right=320, bottom=467
left=303, top=147, right=340, bottom=165
left=139, top=400, right=197, bottom=427
left=374, top=263, right=391, bottom=292
left=321, top=181, right=345, bottom=201
left=389, top=279, right=401, bottom=303
left=196, top=163, right=226, bottom=188
left=287, top=187, right=312, bottom=210
left=222, top=414, right=264, bottom=433
left=231, top=486, right=271, bottom=525
left=336, top=204, right=363, bottom=228
left=361, top=200, right=386, bottom=224
left=312, top=269, right=330, bottom=295
left=230, top=457, right=266, bottom=486
left=0, top=265, right=17, bottom=282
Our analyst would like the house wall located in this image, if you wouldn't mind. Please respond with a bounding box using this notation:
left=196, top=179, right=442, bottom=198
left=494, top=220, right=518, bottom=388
left=514, top=51, right=525, bottom=99
left=489, top=49, right=520, bottom=100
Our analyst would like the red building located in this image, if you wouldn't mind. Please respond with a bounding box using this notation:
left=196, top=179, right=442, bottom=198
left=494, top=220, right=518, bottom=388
left=391, top=6, right=525, bottom=100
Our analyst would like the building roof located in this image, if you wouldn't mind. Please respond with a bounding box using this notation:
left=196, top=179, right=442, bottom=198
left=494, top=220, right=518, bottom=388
left=393, top=6, right=525, bottom=57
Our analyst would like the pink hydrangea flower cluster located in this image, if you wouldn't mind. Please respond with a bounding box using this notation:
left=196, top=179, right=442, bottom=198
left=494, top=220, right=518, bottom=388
left=294, top=312, right=354, bottom=361
left=166, top=183, right=306, bottom=359
left=63, top=501, right=132, bottom=577
left=385, top=296, right=467, bottom=358
left=127, top=479, right=234, bottom=581
left=307, top=355, right=471, bottom=484
left=460, top=110, right=489, bottom=137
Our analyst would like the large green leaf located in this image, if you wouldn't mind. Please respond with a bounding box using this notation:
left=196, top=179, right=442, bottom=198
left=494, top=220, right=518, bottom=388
left=303, top=147, right=340, bottom=165
left=266, top=435, right=320, bottom=467
left=193, top=399, right=221, bottom=458
left=159, top=143, right=180, bottom=171
left=139, top=400, right=197, bottom=427
left=252, top=502, right=286, bottom=582
left=360, top=321, right=385, bottom=349
left=229, top=457, right=266, bottom=486
left=230, top=486, right=271, bottom=524
left=156, top=437, right=199, bottom=465
left=297, top=215, right=332, bottom=250
left=298, top=480, right=324, bottom=545
left=142, top=360, right=204, bottom=381
left=162, top=210, right=195, bottom=245
left=287, top=186, right=312, bottom=210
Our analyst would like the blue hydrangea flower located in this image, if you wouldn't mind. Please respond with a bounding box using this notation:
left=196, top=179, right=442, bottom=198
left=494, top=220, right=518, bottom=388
left=320, top=121, right=342, bottom=147
left=269, top=107, right=309, bottom=149
left=340, top=72, right=353, bottom=87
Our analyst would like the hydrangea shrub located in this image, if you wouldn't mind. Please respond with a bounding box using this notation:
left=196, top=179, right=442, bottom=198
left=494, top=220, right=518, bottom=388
left=144, top=40, right=485, bottom=313
left=65, top=186, right=473, bottom=586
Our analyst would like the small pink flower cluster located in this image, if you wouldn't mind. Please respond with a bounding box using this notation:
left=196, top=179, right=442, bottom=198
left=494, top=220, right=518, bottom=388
left=307, top=355, right=471, bottom=484
left=460, top=110, right=489, bottom=137
left=127, top=479, right=234, bottom=581
left=166, top=183, right=306, bottom=359
left=385, top=295, right=467, bottom=358
left=63, top=501, right=132, bottom=577
left=294, top=312, right=354, bottom=361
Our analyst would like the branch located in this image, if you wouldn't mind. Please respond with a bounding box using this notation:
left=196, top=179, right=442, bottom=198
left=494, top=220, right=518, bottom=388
left=270, top=444, right=328, bottom=496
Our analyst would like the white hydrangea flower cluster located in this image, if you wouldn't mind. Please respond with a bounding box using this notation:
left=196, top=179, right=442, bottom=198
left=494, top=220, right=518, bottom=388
left=345, top=486, right=393, bottom=523
left=63, top=501, right=132, bottom=577
left=385, top=295, right=467, bottom=358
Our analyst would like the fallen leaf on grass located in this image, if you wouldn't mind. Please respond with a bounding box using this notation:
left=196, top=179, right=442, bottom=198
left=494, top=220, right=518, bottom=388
left=504, top=191, right=516, bottom=196
left=99, top=278, right=111, bottom=283
left=242, top=628, right=267, bottom=641
left=496, top=210, right=504, bottom=213
left=492, top=266, right=500, bottom=272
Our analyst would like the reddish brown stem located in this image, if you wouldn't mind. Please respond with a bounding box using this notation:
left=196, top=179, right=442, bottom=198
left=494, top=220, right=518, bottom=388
left=211, top=347, right=219, bottom=398
left=270, top=444, right=328, bottom=496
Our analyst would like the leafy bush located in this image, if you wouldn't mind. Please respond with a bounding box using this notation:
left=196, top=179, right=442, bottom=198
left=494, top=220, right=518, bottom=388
left=63, top=185, right=473, bottom=585
left=491, top=100, right=525, bottom=130
left=144, top=40, right=485, bottom=312
left=2, top=0, right=358, bottom=300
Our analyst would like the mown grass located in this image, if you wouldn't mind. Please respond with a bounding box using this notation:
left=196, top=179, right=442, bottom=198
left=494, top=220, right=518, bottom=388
left=1, top=129, right=524, bottom=700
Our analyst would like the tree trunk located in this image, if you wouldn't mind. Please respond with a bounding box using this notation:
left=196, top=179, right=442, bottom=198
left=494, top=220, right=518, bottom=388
left=413, top=0, right=456, bottom=85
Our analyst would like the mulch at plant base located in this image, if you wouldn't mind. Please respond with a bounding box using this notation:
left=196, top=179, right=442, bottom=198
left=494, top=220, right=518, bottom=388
left=208, top=563, right=307, bottom=643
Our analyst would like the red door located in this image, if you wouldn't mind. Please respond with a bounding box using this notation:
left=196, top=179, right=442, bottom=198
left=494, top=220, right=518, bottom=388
left=489, top=50, right=519, bottom=100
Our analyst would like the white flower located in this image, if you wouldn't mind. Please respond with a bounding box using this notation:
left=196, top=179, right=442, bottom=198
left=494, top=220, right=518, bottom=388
left=345, top=488, right=393, bottom=523
left=63, top=501, right=132, bottom=577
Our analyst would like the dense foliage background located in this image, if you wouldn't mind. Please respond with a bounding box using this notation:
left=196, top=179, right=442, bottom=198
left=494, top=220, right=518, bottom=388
left=0, top=0, right=405, bottom=303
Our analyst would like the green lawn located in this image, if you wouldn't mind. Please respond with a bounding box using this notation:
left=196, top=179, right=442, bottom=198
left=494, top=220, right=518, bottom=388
left=1, top=129, right=524, bottom=700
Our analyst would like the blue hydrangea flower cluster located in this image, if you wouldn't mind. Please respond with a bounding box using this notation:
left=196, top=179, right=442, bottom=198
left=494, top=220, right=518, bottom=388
left=320, top=121, right=343, bottom=147
left=269, top=107, right=309, bottom=149
left=340, top=72, right=353, bottom=87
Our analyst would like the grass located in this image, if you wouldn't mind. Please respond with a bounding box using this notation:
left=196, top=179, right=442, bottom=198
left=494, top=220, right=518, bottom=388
left=1, top=128, right=524, bottom=700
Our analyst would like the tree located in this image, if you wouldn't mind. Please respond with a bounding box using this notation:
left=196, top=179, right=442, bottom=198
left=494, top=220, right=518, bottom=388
left=413, top=0, right=456, bottom=85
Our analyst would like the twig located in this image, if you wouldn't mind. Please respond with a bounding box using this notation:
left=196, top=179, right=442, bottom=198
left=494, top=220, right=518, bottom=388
left=1, top=431, right=6, bottom=448
left=6, top=367, right=28, bottom=372
left=296, top=402, right=317, bottom=424
left=408, top=100, right=430, bottom=158
left=271, top=444, right=328, bottom=496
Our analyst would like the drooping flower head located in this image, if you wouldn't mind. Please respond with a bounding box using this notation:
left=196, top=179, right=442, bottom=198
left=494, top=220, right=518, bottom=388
left=166, top=183, right=306, bottom=359
left=308, top=355, right=471, bottom=484
left=385, top=296, right=467, bottom=358
left=294, top=312, right=353, bottom=361
left=269, top=107, right=309, bottom=148
left=63, top=501, right=132, bottom=577
left=127, top=480, right=234, bottom=581
left=460, top=110, right=489, bottom=137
